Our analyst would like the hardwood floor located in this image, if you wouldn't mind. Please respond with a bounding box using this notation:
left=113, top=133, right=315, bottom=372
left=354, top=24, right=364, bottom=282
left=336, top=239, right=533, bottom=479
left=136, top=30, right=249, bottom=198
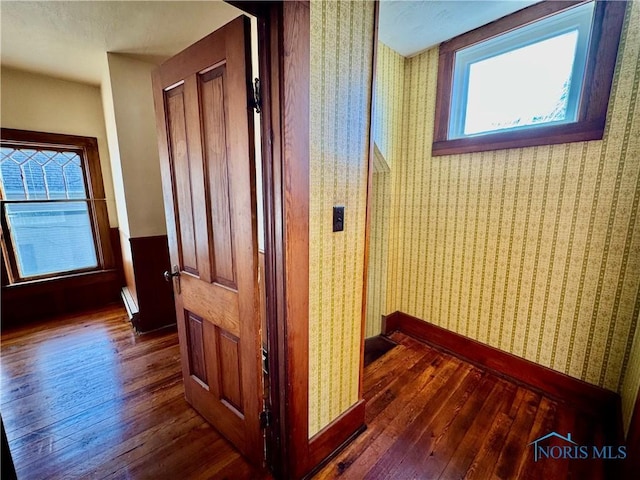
left=316, top=332, right=620, bottom=480
left=1, top=305, right=268, bottom=480
left=2, top=307, right=621, bottom=479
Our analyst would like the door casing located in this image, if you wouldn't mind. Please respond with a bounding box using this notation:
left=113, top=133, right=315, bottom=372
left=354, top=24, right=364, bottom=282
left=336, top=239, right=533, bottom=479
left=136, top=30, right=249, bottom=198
left=227, top=3, right=375, bottom=479
left=227, top=2, right=310, bottom=478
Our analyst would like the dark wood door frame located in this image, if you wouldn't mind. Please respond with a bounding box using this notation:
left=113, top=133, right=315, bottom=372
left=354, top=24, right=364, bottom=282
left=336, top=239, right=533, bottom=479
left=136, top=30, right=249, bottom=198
left=226, top=2, right=309, bottom=478
left=228, top=2, right=377, bottom=478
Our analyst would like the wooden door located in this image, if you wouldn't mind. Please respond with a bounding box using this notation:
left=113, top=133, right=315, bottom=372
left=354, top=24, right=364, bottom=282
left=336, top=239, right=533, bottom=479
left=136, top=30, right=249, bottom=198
left=152, top=16, right=263, bottom=465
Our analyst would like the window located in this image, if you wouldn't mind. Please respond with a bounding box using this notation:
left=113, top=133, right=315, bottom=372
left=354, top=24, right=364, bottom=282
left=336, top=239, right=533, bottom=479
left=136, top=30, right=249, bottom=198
left=0, top=129, right=113, bottom=282
left=433, top=0, right=627, bottom=156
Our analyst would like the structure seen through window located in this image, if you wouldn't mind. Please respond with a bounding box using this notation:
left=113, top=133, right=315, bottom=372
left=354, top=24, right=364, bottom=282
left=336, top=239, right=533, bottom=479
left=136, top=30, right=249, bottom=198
left=0, top=129, right=111, bottom=283
left=1, top=147, right=98, bottom=278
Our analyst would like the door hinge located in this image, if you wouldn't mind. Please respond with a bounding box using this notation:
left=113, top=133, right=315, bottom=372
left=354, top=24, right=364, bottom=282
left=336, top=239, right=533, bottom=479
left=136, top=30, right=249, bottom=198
left=262, top=346, right=269, bottom=375
left=259, top=410, right=271, bottom=429
left=251, top=78, right=261, bottom=114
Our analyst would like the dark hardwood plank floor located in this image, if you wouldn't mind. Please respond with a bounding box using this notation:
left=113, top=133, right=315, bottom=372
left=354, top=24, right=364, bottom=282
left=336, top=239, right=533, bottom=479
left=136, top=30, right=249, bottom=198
left=1, top=305, right=269, bottom=480
left=315, top=332, right=620, bottom=480
left=2, top=307, right=621, bottom=479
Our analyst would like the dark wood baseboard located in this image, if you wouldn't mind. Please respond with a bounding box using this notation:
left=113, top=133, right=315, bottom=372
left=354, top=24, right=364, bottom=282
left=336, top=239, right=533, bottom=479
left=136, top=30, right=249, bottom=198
left=305, top=399, right=366, bottom=478
left=383, top=311, right=621, bottom=424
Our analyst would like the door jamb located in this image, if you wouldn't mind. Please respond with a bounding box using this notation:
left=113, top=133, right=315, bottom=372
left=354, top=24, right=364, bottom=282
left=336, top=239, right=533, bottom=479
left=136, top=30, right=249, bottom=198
left=228, top=2, right=312, bottom=478
left=228, top=3, right=377, bottom=478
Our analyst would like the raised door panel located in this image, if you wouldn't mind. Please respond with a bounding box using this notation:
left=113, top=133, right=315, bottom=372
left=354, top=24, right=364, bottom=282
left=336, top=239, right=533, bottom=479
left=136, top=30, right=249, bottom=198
left=186, top=311, right=207, bottom=385
left=152, top=15, right=263, bottom=466
left=217, top=329, right=243, bottom=413
left=165, top=86, right=198, bottom=275
left=200, top=67, right=237, bottom=289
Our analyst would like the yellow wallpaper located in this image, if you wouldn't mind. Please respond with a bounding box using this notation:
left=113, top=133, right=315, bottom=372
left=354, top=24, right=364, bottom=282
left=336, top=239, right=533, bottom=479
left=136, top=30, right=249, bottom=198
left=365, top=43, right=406, bottom=338
left=367, top=1, right=640, bottom=400
left=308, top=0, right=375, bottom=437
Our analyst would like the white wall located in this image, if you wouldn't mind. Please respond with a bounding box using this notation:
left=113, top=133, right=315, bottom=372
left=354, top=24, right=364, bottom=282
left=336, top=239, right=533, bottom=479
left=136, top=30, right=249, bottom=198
left=100, top=61, right=130, bottom=237
left=102, top=53, right=166, bottom=238
left=0, top=66, right=118, bottom=227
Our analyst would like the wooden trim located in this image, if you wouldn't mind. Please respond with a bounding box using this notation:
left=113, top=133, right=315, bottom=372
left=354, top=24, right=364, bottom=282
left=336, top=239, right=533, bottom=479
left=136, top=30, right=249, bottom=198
left=226, top=1, right=293, bottom=476
left=1, top=241, right=9, bottom=287
left=0, top=128, right=115, bottom=279
left=432, top=48, right=454, bottom=144
left=226, top=3, right=369, bottom=477
left=226, top=2, right=312, bottom=475
left=0, top=128, right=102, bottom=152
left=0, top=201, right=19, bottom=284
left=256, top=4, right=288, bottom=477
left=225, top=2, right=309, bottom=477
left=280, top=2, right=311, bottom=478
left=432, top=0, right=627, bottom=156
left=359, top=0, right=380, bottom=400
left=432, top=119, right=605, bottom=156
left=441, top=1, right=588, bottom=53
left=2, top=268, right=118, bottom=291
left=384, top=311, right=621, bottom=419
left=580, top=0, right=627, bottom=121
left=624, top=386, right=640, bottom=479
left=305, top=399, right=366, bottom=479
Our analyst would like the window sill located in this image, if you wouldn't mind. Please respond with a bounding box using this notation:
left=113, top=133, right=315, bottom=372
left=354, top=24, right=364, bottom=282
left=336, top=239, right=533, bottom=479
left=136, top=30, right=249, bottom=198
left=431, top=118, right=605, bottom=156
left=2, top=269, right=119, bottom=291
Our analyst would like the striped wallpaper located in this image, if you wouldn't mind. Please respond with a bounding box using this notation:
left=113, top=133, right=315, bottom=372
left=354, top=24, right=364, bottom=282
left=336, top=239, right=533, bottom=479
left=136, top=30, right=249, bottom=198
left=308, top=0, right=374, bottom=437
left=367, top=1, right=640, bottom=430
left=365, top=42, right=405, bottom=338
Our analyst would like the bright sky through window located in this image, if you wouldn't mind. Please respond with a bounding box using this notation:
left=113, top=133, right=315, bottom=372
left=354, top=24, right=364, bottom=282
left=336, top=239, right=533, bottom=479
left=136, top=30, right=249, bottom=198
left=464, top=30, right=579, bottom=135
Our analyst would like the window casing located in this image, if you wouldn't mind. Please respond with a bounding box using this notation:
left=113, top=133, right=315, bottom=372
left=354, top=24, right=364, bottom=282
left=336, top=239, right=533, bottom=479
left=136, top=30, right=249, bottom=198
left=0, top=129, right=114, bottom=283
left=433, top=0, right=627, bottom=156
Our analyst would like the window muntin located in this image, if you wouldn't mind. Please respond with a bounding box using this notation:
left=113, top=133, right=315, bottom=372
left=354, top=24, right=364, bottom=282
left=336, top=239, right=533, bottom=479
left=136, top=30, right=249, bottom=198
left=0, top=148, right=88, bottom=200
left=449, top=1, right=595, bottom=139
left=0, top=132, right=110, bottom=282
